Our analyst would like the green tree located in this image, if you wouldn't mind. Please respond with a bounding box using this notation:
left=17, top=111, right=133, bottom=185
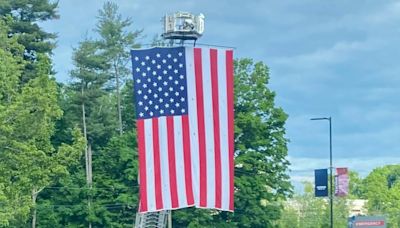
left=0, top=0, right=58, bottom=82
left=36, top=131, right=138, bottom=227
left=89, top=131, right=139, bottom=227
left=173, top=208, right=217, bottom=228
left=363, top=165, right=400, bottom=227
left=0, top=19, right=29, bottom=227
left=69, top=39, right=113, bottom=147
left=95, top=1, right=141, bottom=135
left=35, top=8, right=140, bottom=222
left=120, top=79, right=136, bottom=132
left=0, top=20, right=85, bottom=227
left=67, top=39, right=112, bottom=227
left=0, top=0, right=58, bottom=59
left=277, top=182, right=349, bottom=228
left=278, top=182, right=326, bottom=228
left=231, top=59, right=292, bottom=227
left=349, top=171, right=364, bottom=199
left=35, top=3, right=142, bottom=225
left=35, top=165, right=88, bottom=227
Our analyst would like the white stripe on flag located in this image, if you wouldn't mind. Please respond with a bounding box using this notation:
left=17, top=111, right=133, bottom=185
left=185, top=47, right=200, bottom=205
left=173, top=116, right=187, bottom=207
left=144, top=119, right=156, bottom=211
left=217, top=49, right=230, bottom=210
left=158, top=116, right=171, bottom=209
left=201, top=48, right=216, bottom=208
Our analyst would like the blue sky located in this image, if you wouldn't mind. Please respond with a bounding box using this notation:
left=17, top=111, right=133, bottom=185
left=42, top=0, right=400, bottom=189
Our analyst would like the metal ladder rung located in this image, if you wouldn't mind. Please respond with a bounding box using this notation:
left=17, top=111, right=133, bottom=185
left=135, top=210, right=169, bottom=228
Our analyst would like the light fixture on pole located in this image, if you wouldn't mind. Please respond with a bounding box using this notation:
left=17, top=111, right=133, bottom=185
left=161, top=11, right=205, bottom=46
left=310, top=117, right=333, bottom=228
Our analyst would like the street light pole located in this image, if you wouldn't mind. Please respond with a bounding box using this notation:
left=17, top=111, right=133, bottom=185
left=329, top=117, right=333, bottom=228
left=311, top=117, right=333, bottom=228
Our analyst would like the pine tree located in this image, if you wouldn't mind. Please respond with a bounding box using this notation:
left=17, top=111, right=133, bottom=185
left=0, top=0, right=58, bottom=82
left=69, top=39, right=113, bottom=147
left=95, top=1, right=141, bottom=135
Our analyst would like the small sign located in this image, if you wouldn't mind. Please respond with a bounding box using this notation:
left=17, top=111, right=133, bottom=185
left=349, top=216, right=386, bottom=228
left=355, top=221, right=385, bottom=226
left=315, top=169, right=328, bottom=197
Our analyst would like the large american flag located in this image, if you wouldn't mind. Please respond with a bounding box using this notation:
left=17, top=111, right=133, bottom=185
left=131, top=47, right=234, bottom=213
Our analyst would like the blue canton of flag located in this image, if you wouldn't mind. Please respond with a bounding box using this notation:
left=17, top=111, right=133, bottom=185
left=132, top=47, right=188, bottom=119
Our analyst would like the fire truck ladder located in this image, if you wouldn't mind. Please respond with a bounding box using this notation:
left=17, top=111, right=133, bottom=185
left=134, top=210, right=170, bottom=228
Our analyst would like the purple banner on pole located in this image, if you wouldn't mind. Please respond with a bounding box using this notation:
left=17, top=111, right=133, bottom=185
left=335, top=168, right=349, bottom=197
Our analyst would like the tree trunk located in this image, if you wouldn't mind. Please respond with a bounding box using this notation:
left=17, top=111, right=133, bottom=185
left=32, top=190, right=37, bottom=228
left=114, top=63, right=123, bottom=135
left=82, top=85, right=89, bottom=183
left=88, top=144, right=93, bottom=228
left=81, top=84, right=92, bottom=228
left=81, top=86, right=87, bottom=142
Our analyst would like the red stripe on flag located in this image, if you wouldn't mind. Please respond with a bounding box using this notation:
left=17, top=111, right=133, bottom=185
left=167, top=116, right=179, bottom=208
left=226, top=50, right=235, bottom=210
left=182, top=115, right=195, bottom=205
left=210, top=49, right=222, bottom=208
left=152, top=118, right=163, bottom=210
left=194, top=48, right=207, bottom=207
left=137, top=120, right=148, bottom=212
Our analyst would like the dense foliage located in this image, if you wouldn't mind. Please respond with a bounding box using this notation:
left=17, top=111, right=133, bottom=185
left=0, top=16, right=84, bottom=227
left=0, top=0, right=58, bottom=82
left=362, top=165, right=400, bottom=227
left=277, top=182, right=349, bottom=228
left=0, top=1, right=294, bottom=227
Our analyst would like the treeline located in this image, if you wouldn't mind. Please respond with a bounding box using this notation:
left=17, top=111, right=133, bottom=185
left=278, top=166, right=400, bottom=227
left=0, top=1, right=292, bottom=227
